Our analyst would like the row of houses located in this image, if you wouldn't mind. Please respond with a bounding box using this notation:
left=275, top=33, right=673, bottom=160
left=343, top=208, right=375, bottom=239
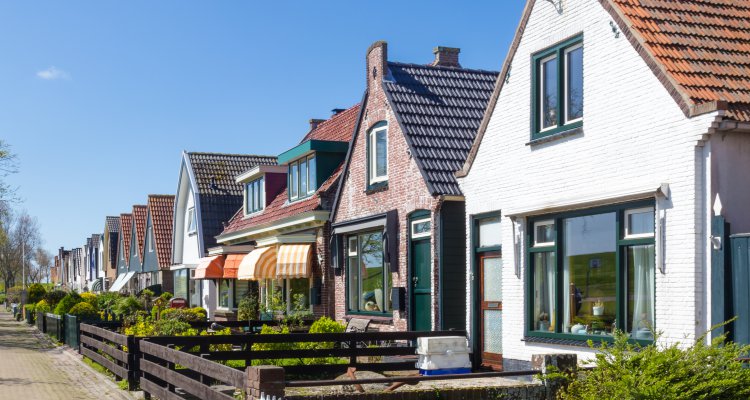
left=51, top=0, right=750, bottom=371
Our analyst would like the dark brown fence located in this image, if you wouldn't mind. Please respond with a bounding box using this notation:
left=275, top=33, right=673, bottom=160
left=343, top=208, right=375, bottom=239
left=79, top=323, right=140, bottom=390
left=139, top=339, right=246, bottom=400
left=143, top=330, right=464, bottom=376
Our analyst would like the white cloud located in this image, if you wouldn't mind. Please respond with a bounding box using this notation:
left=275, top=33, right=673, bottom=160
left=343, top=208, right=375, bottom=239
left=36, top=66, right=70, bottom=81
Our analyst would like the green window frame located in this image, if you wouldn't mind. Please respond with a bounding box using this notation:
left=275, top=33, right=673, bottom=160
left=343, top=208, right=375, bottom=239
left=526, top=200, right=656, bottom=344
left=345, top=230, right=392, bottom=316
left=245, top=177, right=265, bottom=214
left=531, top=35, right=583, bottom=140
left=288, top=154, right=317, bottom=201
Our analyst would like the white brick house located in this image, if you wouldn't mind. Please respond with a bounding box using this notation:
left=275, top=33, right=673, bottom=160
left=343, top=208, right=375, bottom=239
left=457, top=0, right=750, bottom=370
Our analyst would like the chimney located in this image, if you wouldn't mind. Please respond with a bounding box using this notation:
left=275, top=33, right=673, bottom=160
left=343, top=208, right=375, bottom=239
left=432, top=46, right=461, bottom=68
left=331, top=108, right=346, bottom=115
left=309, top=118, right=326, bottom=130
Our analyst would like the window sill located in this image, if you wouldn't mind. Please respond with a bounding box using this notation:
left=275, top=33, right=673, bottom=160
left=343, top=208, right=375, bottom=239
left=527, top=124, right=583, bottom=146
left=365, top=181, right=388, bottom=194
left=523, top=334, right=652, bottom=347
left=345, top=313, right=393, bottom=322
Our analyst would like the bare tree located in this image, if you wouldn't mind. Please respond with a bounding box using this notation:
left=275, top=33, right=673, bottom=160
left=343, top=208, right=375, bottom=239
left=0, top=210, right=41, bottom=289
left=0, top=140, right=18, bottom=205
left=32, top=248, right=52, bottom=284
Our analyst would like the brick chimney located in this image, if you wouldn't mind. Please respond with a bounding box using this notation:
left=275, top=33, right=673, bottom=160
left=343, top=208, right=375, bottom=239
left=309, top=118, right=326, bottom=130
left=432, top=46, right=461, bottom=68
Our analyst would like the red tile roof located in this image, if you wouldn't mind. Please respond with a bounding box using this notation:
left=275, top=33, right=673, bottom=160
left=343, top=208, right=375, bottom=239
left=120, top=213, right=132, bottom=264
left=300, top=104, right=360, bottom=143
left=147, top=195, right=175, bottom=269
left=132, top=205, right=148, bottom=258
left=608, top=0, right=750, bottom=121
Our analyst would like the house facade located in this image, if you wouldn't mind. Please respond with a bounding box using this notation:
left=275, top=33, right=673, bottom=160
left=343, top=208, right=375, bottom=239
left=216, top=104, right=360, bottom=320
left=102, top=216, right=120, bottom=290
left=457, top=0, right=750, bottom=370
left=330, top=42, right=497, bottom=332
left=140, top=194, right=175, bottom=295
left=128, top=205, right=148, bottom=293
left=171, top=152, right=277, bottom=318
left=109, top=213, right=133, bottom=292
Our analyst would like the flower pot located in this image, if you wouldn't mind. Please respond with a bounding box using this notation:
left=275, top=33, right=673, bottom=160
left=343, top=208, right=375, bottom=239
left=538, top=321, right=549, bottom=331
left=593, top=306, right=604, bottom=316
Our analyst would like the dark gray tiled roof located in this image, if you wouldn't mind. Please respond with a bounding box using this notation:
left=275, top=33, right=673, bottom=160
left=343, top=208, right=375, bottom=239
left=186, top=152, right=277, bottom=248
left=383, top=62, right=498, bottom=196
left=105, top=216, right=120, bottom=233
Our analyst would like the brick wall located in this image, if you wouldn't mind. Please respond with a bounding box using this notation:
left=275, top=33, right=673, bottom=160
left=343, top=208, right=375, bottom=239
left=458, top=0, right=717, bottom=363
left=333, top=41, right=441, bottom=331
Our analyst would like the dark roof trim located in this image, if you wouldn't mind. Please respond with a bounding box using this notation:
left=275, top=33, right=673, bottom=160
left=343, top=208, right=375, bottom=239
left=330, top=89, right=369, bottom=222
left=277, top=140, right=349, bottom=165
left=381, top=70, right=439, bottom=196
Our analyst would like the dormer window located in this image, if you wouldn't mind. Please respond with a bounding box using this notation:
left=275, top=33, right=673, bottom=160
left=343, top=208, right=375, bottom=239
left=532, top=35, right=583, bottom=140
left=245, top=177, right=265, bottom=214
left=187, top=207, right=197, bottom=234
left=368, top=123, right=388, bottom=185
left=289, top=154, right=316, bottom=201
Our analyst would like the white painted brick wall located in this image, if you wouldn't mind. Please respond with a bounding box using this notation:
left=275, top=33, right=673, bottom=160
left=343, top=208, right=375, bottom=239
left=458, top=0, right=717, bottom=362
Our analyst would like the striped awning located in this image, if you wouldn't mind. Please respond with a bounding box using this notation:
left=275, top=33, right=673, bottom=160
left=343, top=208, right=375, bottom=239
left=277, top=244, right=312, bottom=278
left=237, top=247, right=277, bottom=280
left=222, top=254, right=245, bottom=279
left=193, top=255, right=225, bottom=280
left=91, top=278, right=102, bottom=292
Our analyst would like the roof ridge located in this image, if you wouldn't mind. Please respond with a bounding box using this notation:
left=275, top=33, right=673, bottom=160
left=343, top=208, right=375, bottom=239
left=387, top=61, right=499, bottom=75
left=187, top=151, right=277, bottom=158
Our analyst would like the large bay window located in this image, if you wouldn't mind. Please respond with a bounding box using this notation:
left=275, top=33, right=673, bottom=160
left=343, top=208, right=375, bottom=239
left=346, top=230, right=392, bottom=314
left=528, top=201, right=655, bottom=341
left=258, top=278, right=310, bottom=315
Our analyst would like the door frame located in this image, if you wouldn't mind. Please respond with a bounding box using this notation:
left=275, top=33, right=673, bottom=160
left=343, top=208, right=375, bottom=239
left=408, top=210, right=432, bottom=331
left=479, top=251, right=503, bottom=369
left=470, top=211, right=503, bottom=370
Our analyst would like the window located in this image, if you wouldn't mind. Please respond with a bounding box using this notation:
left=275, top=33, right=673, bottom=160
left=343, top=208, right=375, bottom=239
left=532, top=36, right=583, bottom=139
left=218, top=279, right=231, bottom=308
left=368, top=124, right=388, bottom=184
left=411, top=218, right=431, bottom=239
left=289, top=155, right=316, bottom=201
left=148, top=226, right=154, bottom=252
left=258, top=278, right=310, bottom=314
left=347, top=231, right=392, bottom=314
left=245, top=177, right=265, bottom=214
left=528, top=202, right=655, bottom=341
left=187, top=207, right=197, bottom=234
left=234, top=280, right=250, bottom=306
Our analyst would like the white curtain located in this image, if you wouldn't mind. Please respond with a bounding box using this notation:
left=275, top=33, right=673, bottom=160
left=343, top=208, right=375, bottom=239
left=546, top=254, right=555, bottom=327
left=535, top=252, right=555, bottom=330
left=631, top=245, right=655, bottom=335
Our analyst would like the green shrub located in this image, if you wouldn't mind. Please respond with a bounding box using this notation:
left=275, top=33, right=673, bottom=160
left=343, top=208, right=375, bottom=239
left=0, top=294, right=6, bottom=304
left=160, top=307, right=207, bottom=322
left=35, top=299, right=50, bottom=314
left=6, top=286, right=23, bottom=303
left=44, top=290, right=67, bottom=308
left=80, top=292, right=97, bottom=307
left=123, top=315, right=155, bottom=336
left=237, top=292, right=259, bottom=322
left=54, top=292, right=82, bottom=316
left=27, top=283, right=46, bottom=304
left=308, top=317, right=345, bottom=334
left=25, top=304, right=35, bottom=313
left=68, top=302, right=99, bottom=320
left=113, top=296, right=143, bottom=317
left=153, top=319, right=195, bottom=336
left=96, top=292, right=120, bottom=313
left=251, top=325, right=294, bottom=366
left=554, top=329, right=750, bottom=400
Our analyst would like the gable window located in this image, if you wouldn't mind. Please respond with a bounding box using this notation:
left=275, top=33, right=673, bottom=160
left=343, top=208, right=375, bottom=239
left=346, top=230, right=392, bottom=314
left=527, top=201, right=655, bottom=342
left=245, top=177, right=265, bottom=214
left=187, top=207, right=197, bottom=234
left=532, top=36, right=583, bottom=139
left=368, top=123, right=388, bottom=185
left=148, top=226, right=154, bottom=252
left=289, top=154, right=316, bottom=201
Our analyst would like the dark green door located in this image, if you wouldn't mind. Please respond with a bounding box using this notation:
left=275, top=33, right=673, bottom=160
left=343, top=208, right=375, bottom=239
left=411, top=238, right=431, bottom=331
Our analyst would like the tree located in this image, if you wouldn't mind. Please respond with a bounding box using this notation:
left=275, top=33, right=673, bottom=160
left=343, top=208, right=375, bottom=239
left=31, top=248, right=52, bottom=284
left=0, top=140, right=17, bottom=205
left=0, top=210, right=42, bottom=289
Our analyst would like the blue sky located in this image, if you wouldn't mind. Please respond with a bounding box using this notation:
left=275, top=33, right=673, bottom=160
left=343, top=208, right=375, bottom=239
left=0, top=1, right=526, bottom=255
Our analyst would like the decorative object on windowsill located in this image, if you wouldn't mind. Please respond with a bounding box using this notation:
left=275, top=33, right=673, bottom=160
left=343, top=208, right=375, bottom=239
left=538, top=312, right=549, bottom=331
left=592, top=299, right=604, bottom=316
left=571, top=323, right=586, bottom=334
left=364, top=301, right=380, bottom=312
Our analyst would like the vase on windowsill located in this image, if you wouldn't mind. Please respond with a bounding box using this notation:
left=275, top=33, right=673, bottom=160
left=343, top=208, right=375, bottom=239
left=538, top=321, right=549, bottom=331
left=593, top=306, right=604, bottom=316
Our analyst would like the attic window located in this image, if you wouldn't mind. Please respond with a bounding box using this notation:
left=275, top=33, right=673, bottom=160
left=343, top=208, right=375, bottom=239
left=289, top=154, right=317, bottom=202
left=148, top=226, right=154, bottom=252
left=368, top=123, right=388, bottom=185
left=187, top=207, right=197, bottom=234
left=245, top=177, right=265, bottom=215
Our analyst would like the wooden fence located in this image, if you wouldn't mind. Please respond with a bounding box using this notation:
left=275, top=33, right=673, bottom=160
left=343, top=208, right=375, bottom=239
left=45, top=313, right=64, bottom=341
left=79, top=323, right=140, bottom=390
left=36, top=311, right=46, bottom=333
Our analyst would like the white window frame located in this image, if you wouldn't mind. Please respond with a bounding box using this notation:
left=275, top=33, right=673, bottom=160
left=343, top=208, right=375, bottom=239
left=148, top=226, right=154, bottom=252
left=539, top=53, right=559, bottom=133
left=369, top=125, right=388, bottom=184
left=533, top=220, right=556, bottom=247
left=216, top=279, right=232, bottom=310
left=563, top=43, right=583, bottom=125
left=244, top=177, right=265, bottom=216
left=187, top=207, right=197, bottom=234
left=411, top=218, right=431, bottom=239
left=624, top=207, right=655, bottom=239
left=306, top=155, right=316, bottom=195
left=348, top=236, right=358, bottom=256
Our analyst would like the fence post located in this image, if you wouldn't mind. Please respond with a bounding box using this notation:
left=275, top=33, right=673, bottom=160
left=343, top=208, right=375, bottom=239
left=246, top=365, right=285, bottom=400
left=127, top=336, right=139, bottom=391
left=531, top=353, right=577, bottom=399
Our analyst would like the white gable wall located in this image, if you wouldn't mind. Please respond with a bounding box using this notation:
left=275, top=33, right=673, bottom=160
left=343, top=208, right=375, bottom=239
left=459, top=0, right=717, bottom=362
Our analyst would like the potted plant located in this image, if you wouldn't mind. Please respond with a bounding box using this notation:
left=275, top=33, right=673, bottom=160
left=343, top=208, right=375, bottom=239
left=592, top=299, right=604, bottom=316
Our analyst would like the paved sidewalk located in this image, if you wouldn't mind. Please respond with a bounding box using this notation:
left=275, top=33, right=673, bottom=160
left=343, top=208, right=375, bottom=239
left=0, top=311, right=135, bottom=399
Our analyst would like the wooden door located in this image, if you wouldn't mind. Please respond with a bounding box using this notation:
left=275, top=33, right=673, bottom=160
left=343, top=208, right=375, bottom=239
left=480, top=252, right=503, bottom=369
left=411, top=239, right=432, bottom=331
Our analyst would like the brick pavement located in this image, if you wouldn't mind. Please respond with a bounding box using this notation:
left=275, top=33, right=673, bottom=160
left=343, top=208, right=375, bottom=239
left=0, top=311, right=135, bottom=400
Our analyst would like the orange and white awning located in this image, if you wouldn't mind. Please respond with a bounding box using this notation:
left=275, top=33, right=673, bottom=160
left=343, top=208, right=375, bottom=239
left=237, top=246, right=277, bottom=280
left=222, top=254, right=245, bottom=279
left=193, top=255, right=225, bottom=280
left=276, top=244, right=312, bottom=278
